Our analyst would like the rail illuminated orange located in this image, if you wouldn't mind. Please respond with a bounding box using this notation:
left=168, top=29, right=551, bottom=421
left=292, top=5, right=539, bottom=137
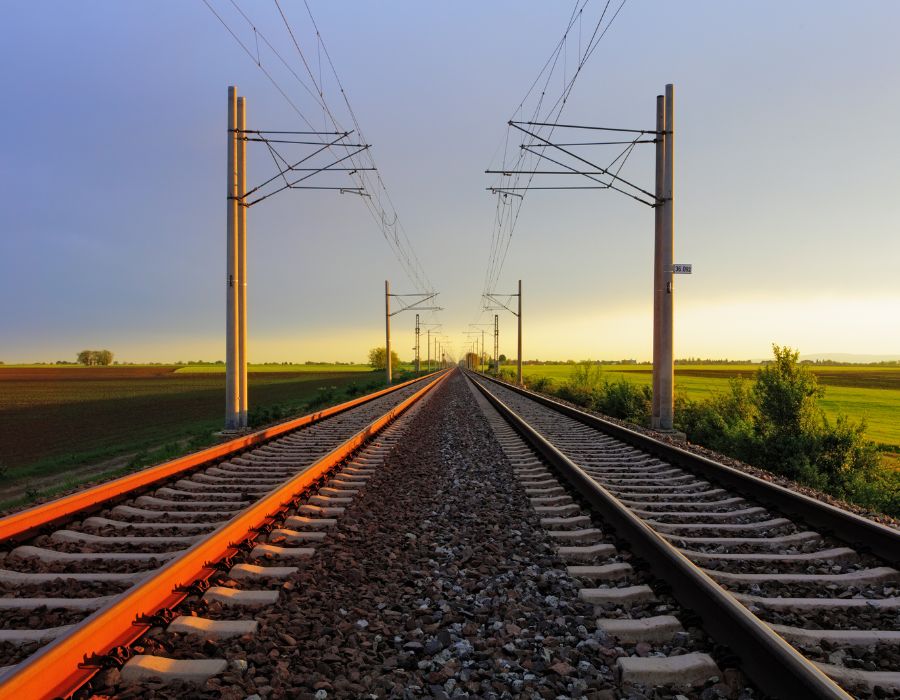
left=0, top=370, right=450, bottom=699
left=0, top=371, right=442, bottom=543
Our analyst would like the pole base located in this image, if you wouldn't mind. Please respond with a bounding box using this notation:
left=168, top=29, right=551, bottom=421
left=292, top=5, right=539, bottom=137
left=216, top=428, right=252, bottom=438
left=654, top=429, right=687, bottom=442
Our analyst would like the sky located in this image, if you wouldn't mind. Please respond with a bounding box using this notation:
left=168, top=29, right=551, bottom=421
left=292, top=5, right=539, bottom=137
left=1, top=1, right=898, bottom=364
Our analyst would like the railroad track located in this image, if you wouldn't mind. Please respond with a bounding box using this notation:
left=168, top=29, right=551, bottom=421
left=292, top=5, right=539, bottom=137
left=467, top=371, right=900, bottom=700
left=0, top=370, right=448, bottom=699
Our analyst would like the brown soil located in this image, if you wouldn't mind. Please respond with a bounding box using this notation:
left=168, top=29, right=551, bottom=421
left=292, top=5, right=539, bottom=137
left=0, top=367, right=180, bottom=381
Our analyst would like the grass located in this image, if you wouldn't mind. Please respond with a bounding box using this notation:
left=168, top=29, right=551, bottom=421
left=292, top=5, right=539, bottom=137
left=0, top=432, right=222, bottom=513
left=517, top=363, right=900, bottom=454
left=0, top=365, right=389, bottom=490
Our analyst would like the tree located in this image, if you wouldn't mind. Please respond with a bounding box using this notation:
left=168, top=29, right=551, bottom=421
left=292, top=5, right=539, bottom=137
left=77, top=349, right=114, bottom=366
left=368, top=347, right=400, bottom=371
left=498, top=354, right=507, bottom=364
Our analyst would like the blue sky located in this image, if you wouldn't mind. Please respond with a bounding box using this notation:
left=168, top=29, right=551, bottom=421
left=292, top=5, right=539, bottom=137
left=1, top=2, right=898, bottom=363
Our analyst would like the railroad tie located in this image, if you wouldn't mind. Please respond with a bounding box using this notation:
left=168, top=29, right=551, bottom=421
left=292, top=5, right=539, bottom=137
left=120, top=656, right=227, bottom=685
left=166, top=616, right=258, bottom=639
left=617, top=653, right=722, bottom=689
left=228, top=563, right=299, bottom=581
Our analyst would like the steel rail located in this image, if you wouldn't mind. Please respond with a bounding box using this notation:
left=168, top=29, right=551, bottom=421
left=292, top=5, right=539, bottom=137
left=475, top=372, right=900, bottom=566
left=467, top=372, right=851, bottom=700
left=0, top=370, right=450, bottom=700
left=0, top=371, right=442, bottom=544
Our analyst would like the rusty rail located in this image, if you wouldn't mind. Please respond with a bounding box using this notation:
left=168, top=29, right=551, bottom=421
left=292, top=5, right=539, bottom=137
left=0, top=371, right=441, bottom=543
left=0, top=369, right=450, bottom=699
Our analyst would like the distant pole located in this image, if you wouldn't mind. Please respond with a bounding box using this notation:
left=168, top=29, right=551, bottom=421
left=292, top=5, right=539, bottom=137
left=224, top=86, right=240, bottom=430
left=659, top=83, right=675, bottom=430
left=427, top=328, right=431, bottom=372
left=494, top=314, right=499, bottom=375
left=517, top=279, right=523, bottom=385
left=385, top=280, right=392, bottom=385
left=237, top=95, right=248, bottom=429
left=480, top=329, right=485, bottom=373
left=415, top=314, right=421, bottom=374
left=651, top=93, right=665, bottom=428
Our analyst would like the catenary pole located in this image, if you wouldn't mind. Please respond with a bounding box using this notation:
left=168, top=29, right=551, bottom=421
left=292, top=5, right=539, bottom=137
left=517, top=279, right=523, bottom=385
left=651, top=93, right=665, bottom=428
left=385, top=280, right=392, bottom=385
left=225, top=86, right=240, bottom=430
left=237, top=95, right=248, bottom=428
left=494, top=314, right=499, bottom=375
left=481, top=329, right=485, bottom=373
left=659, top=84, right=675, bottom=430
left=415, top=314, right=420, bottom=374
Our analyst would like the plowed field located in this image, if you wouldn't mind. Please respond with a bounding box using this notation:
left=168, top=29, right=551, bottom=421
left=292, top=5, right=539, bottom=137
left=0, top=366, right=376, bottom=477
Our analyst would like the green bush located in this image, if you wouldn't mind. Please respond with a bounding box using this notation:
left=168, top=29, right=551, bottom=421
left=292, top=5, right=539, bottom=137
left=812, top=414, right=881, bottom=495
left=748, top=346, right=823, bottom=479
left=594, top=379, right=652, bottom=426
left=569, top=361, right=603, bottom=394
left=529, top=376, right=556, bottom=393
left=557, top=361, right=602, bottom=407
left=538, top=345, right=897, bottom=516
left=677, top=378, right=757, bottom=459
left=673, top=345, right=896, bottom=516
left=555, top=362, right=651, bottom=426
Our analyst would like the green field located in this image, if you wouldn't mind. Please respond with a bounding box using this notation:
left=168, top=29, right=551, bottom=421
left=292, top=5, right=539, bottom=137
left=517, top=363, right=900, bottom=450
left=0, top=364, right=394, bottom=506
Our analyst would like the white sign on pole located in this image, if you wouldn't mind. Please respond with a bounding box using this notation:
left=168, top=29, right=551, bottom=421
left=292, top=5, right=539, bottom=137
left=672, top=264, right=692, bottom=274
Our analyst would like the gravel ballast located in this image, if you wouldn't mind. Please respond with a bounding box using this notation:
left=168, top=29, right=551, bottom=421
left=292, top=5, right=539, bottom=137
left=86, top=372, right=751, bottom=699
